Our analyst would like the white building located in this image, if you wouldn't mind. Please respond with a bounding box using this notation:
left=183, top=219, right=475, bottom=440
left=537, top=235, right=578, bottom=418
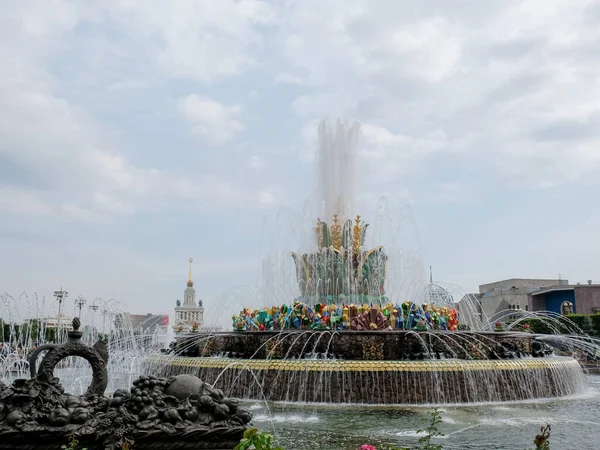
left=40, top=314, right=74, bottom=330
left=173, top=258, right=205, bottom=333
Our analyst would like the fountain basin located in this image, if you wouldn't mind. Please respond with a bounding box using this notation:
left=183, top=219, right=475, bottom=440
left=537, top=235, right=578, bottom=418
left=170, top=330, right=542, bottom=360
left=146, top=355, right=586, bottom=404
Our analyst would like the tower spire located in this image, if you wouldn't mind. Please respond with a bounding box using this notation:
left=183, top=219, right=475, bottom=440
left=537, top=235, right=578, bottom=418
left=187, top=258, right=194, bottom=287
left=429, top=265, right=433, bottom=283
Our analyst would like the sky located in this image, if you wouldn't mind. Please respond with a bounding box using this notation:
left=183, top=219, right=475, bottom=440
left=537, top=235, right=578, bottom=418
left=1, top=0, right=599, bottom=328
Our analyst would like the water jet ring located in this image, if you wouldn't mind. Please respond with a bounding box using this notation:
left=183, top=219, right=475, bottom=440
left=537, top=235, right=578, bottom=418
left=33, top=342, right=108, bottom=396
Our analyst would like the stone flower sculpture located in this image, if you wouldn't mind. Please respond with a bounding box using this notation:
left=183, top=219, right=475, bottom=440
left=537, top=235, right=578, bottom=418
left=0, top=318, right=251, bottom=450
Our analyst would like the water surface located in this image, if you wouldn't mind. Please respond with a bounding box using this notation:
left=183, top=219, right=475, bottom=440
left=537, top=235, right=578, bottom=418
left=250, top=375, right=600, bottom=450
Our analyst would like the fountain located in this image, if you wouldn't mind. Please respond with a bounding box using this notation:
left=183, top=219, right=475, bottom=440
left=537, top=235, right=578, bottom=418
left=0, top=318, right=252, bottom=449
left=0, top=293, right=158, bottom=394
left=147, top=120, right=589, bottom=405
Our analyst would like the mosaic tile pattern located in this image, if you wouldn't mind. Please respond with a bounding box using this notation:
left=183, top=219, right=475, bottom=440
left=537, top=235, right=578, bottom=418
left=147, top=356, right=579, bottom=372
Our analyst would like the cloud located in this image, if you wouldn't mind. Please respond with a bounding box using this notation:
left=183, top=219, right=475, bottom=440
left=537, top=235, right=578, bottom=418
left=258, top=191, right=274, bottom=205
left=104, top=0, right=273, bottom=83
left=0, top=46, right=138, bottom=217
left=177, top=94, right=245, bottom=145
left=0, top=52, right=250, bottom=219
left=0, top=188, right=52, bottom=216
left=361, top=124, right=410, bottom=148
left=273, top=2, right=461, bottom=87
left=19, top=0, right=87, bottom=37
left=2, top=0, right=600, bottom=315
left=387, top=17, right=461, bottom=82
left=248, top=155, right=264, bottom=169
left=274, top=0, right=600, bottom=192
left=0, top=3, right=273, bottom=220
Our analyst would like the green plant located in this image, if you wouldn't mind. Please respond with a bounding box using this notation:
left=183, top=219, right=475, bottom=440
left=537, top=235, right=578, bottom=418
left=119, top=436, right=134, bottom=450
left=526, top=424, right=551, bottom=450
left=566, top=314, right=589, bottom=333
left=416, top=408, right=444, bottom=450
left=235, top=428, right=284, bottom=450
left=521, top=318, right=553, bottom=334
left=61, top=436, right=87, bottom=450
left=590, top=314, right=600, bottom=336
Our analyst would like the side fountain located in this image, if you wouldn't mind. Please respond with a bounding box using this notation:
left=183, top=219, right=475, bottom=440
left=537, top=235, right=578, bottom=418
left=146, top=120, right=588, bottom=405
left=0, top=293, right=157, bottom=393
left=0, top=318, right=252, bottom=449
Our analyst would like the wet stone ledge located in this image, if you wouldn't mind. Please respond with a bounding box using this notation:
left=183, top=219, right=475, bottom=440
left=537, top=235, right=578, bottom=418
left=172, top=330, right=539, bottom=361
left=146, top=356, right=584, bottom=405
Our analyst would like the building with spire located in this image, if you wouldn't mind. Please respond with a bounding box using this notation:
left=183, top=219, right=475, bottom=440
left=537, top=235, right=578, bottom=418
left=173, top=258, right=205, bottom=333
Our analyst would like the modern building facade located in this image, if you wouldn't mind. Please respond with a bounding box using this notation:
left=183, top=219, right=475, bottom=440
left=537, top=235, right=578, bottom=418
left=529, top=282, right=600, bottom=315
left=477, top=278, right=568, bottom=320
left=173, top=258, right=205, bottom=333
left=125, top=313, right=169, bottom=333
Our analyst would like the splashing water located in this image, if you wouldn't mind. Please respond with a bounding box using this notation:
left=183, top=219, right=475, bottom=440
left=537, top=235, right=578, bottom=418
left=316, top=120, right=360, bottom=222
left=0, top=292, right=166, bottom=393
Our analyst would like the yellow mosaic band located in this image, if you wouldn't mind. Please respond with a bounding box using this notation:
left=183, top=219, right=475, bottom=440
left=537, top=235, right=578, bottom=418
left=146, top=356, right=579, bottom=372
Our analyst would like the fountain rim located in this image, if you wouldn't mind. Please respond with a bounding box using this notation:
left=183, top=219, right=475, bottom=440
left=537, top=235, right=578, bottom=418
left=147, top=355, right=579, bottom=372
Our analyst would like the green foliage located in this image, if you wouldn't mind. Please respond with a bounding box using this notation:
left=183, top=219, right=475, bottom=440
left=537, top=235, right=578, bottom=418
left=521, top=318, right=553, bottom=334
left=526, top=424, right=551, bottom=450
left=416, top=408, right=444, bottom=450
left=0, top=319, right=60, bottom=344
left=521, top=313, right=600, bottom=336
left=235, top=428, right=284, bottom=450
left=566, top=314, right=588, bottom=332
left=2, top=322, right=20, bottom=342
left=119, top=437, right=133, bottom=450
left=590, top=314, right=600, bottom=336
left=45, top=326, right=57, bottom=343
left=61, top=436, right=87, bottom=450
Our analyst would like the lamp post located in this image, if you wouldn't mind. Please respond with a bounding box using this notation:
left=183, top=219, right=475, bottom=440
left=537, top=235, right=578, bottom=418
left=99, top=298, right=119, bottom=339
left=75, top=296, right=86, bottom=318
left=53, top=288, right=68, bottom=339
left=89, top=298, right=101, bottom=330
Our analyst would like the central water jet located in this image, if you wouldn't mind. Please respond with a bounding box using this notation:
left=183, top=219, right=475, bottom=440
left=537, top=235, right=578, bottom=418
left=316, top=120, right=360, bottom=222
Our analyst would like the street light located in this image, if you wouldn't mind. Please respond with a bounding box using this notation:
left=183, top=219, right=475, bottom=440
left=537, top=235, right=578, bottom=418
left=75, top=296, right=86, bottom=318
left=89, top=297, right=101, bottom=330
left=53, top=287, right=68, bottom=337
left=99, top=298, right=120, bottom=337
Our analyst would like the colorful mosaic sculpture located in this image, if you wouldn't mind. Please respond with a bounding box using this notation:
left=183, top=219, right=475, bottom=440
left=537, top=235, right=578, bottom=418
left=291, top=215, right=387, bottom=302
left=231, top=301, right=459, bottom=332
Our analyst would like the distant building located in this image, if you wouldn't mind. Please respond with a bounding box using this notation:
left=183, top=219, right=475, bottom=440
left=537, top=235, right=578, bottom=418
left=40, top=314, right=74, bottom=331
left=529, top=281, right=600, bottom=315
left=124, top=313, right=169, bottom=333
left=112, top=312, right=169, bottom=348
left=173, top=258, right=205, bottom=333
left=478, top=278, right=568, bottom=320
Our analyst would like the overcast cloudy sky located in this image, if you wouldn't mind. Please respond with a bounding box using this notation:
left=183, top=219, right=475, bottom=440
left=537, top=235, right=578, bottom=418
left=1, top=0, right=599, bottom=326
